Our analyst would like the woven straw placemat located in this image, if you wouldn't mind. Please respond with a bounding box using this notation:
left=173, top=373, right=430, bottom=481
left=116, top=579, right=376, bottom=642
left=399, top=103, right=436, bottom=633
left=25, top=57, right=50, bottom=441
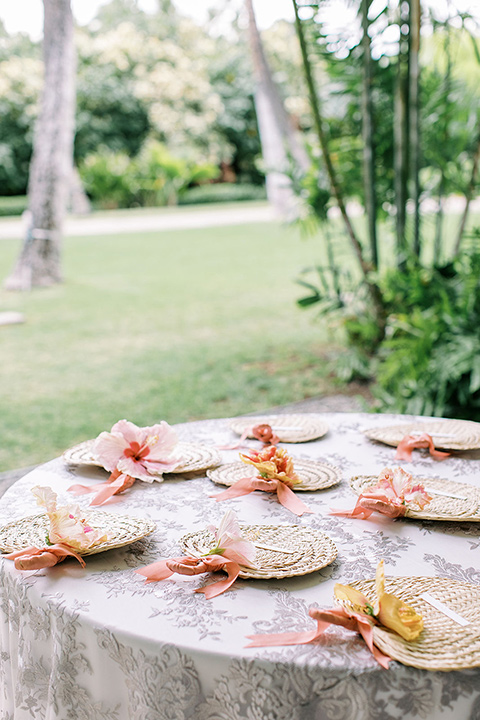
left=344, top=576, right=480, bottom=670
left=0, top=511, right=156, bottom=556
left=350, top=475, right=480, bottom=521
left=230, top=414, right=329, bottom=443
left=364, top=419, right=480, bottom=450
left=208, top=460, right=341, bottom=492
left=179, top=524, right=337, bottom=579
left=63, top=440, right=220, bottom=475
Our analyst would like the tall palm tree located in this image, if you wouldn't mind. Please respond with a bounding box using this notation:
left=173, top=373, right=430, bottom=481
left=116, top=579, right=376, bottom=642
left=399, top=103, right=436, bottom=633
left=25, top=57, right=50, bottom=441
left=5, top=0, right=76, bottom=290
left=245, top=0, right=309, bottom=216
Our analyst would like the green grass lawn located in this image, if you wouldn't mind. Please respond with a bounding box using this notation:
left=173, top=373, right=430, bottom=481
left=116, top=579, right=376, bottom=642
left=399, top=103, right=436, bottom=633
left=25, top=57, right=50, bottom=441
left=0, top=220, right=349, bottom=471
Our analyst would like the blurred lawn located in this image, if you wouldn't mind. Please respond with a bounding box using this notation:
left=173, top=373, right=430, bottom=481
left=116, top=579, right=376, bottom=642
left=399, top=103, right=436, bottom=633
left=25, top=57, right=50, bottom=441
left=0, top=220, right=348, bottom=471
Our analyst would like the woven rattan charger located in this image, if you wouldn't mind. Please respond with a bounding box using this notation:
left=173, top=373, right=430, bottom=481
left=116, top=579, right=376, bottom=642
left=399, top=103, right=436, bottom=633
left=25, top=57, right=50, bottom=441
left=350, top=474, right=480, bottom=521
left=0, top=511, right=156, bottom=556
left=180, top=524, right=338, bottom=580
left=208, top=459, right=341, bottom=492
left=230, top=414, right=329, bottom=443
left=364, top=419, right=480, bottom=451
left=63, top=439, right=221, bottom=475
left=342, top=576, right=480, bottom=670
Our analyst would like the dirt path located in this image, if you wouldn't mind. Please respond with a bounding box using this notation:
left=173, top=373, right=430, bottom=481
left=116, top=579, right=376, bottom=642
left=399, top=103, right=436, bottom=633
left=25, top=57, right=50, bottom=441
left=0, top=204, right=276, bottom=240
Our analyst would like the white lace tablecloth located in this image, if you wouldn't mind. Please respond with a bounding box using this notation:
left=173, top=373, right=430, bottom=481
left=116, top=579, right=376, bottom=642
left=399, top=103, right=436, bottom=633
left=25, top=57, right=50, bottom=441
left=1, top=413, right=480, bottom=720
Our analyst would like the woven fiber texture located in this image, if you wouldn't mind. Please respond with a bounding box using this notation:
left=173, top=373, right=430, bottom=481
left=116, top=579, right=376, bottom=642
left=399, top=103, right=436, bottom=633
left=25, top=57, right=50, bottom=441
left=230, top=414, right=329, bottom=443
left=63, top=440, right=220, bottom=475
left=208, top=460, right=342, bottom=492
left=346, top=576, right=480, bottom=670
left=350, top=475, right=480, bottom=521
left=0, top=512, right=156, bottom=556
left=364, top=419, right=480, bottom=450
left=179, top=524, right=337, bottom=579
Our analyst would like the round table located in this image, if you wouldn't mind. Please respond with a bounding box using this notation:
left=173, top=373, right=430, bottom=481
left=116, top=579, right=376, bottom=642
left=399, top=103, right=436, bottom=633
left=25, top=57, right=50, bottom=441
left=1, top=413, right=480, bottom=720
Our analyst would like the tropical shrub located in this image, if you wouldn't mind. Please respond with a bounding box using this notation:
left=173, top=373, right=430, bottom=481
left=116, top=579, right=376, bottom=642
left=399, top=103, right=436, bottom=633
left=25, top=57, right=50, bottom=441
left=375, top=248, right=480, bottom=418
left=179, top=183, right=267, bottom=205
left=79, top=142, right=219, bottom=209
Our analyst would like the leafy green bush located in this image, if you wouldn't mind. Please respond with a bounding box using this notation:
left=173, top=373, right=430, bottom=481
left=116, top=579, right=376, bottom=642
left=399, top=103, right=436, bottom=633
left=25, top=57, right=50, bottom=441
left=134, top=141, right=219, bottom=207
left=375, top=249, right=480, bottom=419
left=178, top=182, right=266, bottom=205
left=79, top=152, right=135, bottom=209
left=79, top=142, right=219, bottom=209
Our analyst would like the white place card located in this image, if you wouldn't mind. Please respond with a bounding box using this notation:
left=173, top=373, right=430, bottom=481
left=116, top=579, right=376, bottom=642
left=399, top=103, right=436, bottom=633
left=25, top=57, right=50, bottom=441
left=420, top=592, right=470, bottom=626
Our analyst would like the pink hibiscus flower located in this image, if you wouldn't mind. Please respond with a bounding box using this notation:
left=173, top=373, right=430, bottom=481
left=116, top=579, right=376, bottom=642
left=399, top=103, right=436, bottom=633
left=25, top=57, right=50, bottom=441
left=206, top=509, right=257, bottom=568
left=375, top=467, right=431, bottom=510
left=32, top=486, right=108, bottom=553
left=93, top=419, right=180, bottom=482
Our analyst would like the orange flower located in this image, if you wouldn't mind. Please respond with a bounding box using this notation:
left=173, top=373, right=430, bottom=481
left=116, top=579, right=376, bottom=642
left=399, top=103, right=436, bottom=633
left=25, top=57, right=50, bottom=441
left=334, top=560, right=423, bottom=642
left=374, top=560, right=423, bottom=641
left=240, top=446, right=301, bottom=486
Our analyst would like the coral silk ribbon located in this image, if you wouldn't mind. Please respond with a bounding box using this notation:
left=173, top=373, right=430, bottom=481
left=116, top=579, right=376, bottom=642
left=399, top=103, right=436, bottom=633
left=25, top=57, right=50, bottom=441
left=135, top=554, right=240, bottom=598
left=5, top=544, right=85, bottom=570
left=330, top=493, right=407, bottom=520
left=245, top=606, right=391, bottom=669
left=395, top=433, right=450, bottom=462
left=68, top=471, right=136, bottom=506
left=211, top=477, right=313, bottom=516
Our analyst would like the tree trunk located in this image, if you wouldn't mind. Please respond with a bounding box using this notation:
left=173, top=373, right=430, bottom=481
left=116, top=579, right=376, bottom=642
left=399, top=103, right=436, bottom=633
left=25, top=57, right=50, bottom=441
left=245, top=0, right=309, bottom=217
left=394, top=1, right=410, bottom=264
left=361, top=0, right=378, bottom=269
left=409, top=0, right=421, bottom=257
left=4, top=0, right=76, bottom=291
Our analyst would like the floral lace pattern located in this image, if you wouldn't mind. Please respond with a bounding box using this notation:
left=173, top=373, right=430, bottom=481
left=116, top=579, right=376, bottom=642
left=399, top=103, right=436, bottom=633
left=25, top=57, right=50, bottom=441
left=1, top=413, right=480, bottom=719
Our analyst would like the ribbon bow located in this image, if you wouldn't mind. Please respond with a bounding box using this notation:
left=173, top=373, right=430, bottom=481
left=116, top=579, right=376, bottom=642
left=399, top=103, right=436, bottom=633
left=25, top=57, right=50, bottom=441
left=136, top=554, right=241, bottom=598
left=218, top=423, right=280, bottom=451
left=331, top=467, right=431, bottom=520
left=330, top=491, right=407, bottom=520
left=395, top=433, right=450, bottom=462
left=4, top=544, right=85, bottom=570
left=211, top=476, right=313, bottom=516
left=245, top=605, right=391, bottom=669
left=68, top=469, right=136, bottom=506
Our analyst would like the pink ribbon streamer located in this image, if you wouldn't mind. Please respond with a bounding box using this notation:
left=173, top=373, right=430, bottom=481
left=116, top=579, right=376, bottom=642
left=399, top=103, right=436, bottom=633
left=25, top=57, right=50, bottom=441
left=135, top=554, right=241, bottom=598
left=211, top=476, right=313, bottom=516
left=330, top=492, right=407, bottom=520
left=217, top=423, right=280, bottom=450
left=68, top=470, right=136, bottom=506
left=245, top=606, right=391, bottom=669
left=4, top=544, right=85, bottom=570
left=395, top=433, right=450, bottom=462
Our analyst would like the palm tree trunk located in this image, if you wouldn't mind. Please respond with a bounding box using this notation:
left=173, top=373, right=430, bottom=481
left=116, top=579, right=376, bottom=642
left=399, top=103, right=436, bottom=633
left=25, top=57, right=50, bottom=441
left=4, top=0, right=76, bottom=291
left=394, top=1, right=410, bottom=264
left=409, top=0, right=421, bottom=257
left=245, top=0, right=309, bottom=216
left=361, top=0, right=378, bottom=269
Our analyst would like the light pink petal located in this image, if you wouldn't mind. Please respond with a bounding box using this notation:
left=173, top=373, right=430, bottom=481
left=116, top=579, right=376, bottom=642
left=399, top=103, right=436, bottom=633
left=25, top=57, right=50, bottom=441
left=93, top=432, right=128, bottom=471
left=142, top=457, right=180, bottom=475
left=31, top=486, right=58, bottom=513
left=142, top=422, right=179, bottom=460
left=391, top=467, right=412, bottom=496
left=216, top=509, right=241, bottom=542
left=110, top=419, right=142, bottom=444
left=222, top=535, right=257, bottom=566
left=117, top=456, right=152, bottom=481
